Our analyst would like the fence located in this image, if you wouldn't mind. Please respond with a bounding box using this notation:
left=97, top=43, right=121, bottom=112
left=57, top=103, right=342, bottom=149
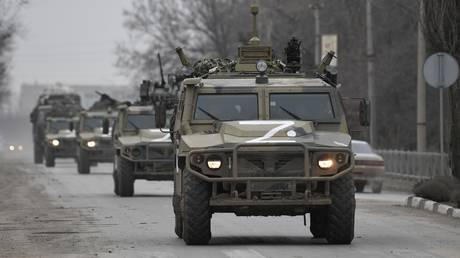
left=376, top=150, right=451, bottom=181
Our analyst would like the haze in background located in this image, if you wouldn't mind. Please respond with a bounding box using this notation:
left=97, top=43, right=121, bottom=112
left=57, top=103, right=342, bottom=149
left=10, top=0, right=130, bottom=101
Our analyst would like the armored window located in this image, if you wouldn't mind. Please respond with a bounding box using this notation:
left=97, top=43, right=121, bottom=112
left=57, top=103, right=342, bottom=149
left=269, top=93, right=335, bottom=121
left=47, top=120, right=70, bottom=134
left=124, top=114, right=156, bottom=131
left=194, top=94, right=258, bottom=121
left=82, top=117, right=114, bottom=132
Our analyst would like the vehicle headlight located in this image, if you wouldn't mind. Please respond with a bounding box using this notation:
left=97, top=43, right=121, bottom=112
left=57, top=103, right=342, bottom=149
left=51, top=139, right=60, bottom=146
left=8, top=145, right=14, bottom=151
left=17, top=145, right=23, bottom=151
left=318, top=155, right=334, bottom=169
left=86, top=140, right=96, bottom=148
left=207, top=157, right=222, bottom=170
left=131, top=148, right=141, bottom=157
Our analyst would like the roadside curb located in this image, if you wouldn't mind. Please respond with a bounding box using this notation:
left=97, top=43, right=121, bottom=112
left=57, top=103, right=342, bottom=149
left=405, top=196, right=460, bottom=219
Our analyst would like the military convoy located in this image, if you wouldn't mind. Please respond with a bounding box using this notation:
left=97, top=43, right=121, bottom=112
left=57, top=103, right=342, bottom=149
left=27, top=3, right=372, bottom=247
left=170, top=5, right=369, bottom=245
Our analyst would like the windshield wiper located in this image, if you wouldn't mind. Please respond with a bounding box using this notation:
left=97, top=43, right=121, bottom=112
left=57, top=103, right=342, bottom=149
left=279, top=106, right=302, bottom=120
left=198, top=106, right=220, bottom=120
left=128, top=121, right=140, bottom=132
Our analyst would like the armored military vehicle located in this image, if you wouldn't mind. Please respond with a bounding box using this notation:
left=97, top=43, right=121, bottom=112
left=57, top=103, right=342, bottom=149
left=171, top=5, right=370, bottom=245
left=112, top=59, right=177, bottom=196
left=30, top=91, right=82, bottom=164
left=43, top=116, right=78, bottom=167
left=75, top=93, right=119, bottom=174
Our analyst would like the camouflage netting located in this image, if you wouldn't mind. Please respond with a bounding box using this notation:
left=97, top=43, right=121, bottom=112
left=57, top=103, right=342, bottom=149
left=413, top=176, right=460, bottom=206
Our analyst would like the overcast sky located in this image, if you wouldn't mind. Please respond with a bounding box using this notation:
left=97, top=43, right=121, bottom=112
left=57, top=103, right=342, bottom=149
left=11, top=0, right=130, bottom=92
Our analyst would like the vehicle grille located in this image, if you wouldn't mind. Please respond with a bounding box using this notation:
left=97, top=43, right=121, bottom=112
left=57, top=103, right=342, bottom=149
left=147, top=145, right=174, bottom=160
left=97, top=139, right=113, bottom=148
left=237, top=152, right=304, bottom=177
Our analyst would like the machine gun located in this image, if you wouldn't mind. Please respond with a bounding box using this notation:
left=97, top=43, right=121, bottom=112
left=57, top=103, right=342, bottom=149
left=316, top=50, right=338, bottom=86
left=158, top=53, right=166, bottom=88
left=89, top=91, right=121, bottom=111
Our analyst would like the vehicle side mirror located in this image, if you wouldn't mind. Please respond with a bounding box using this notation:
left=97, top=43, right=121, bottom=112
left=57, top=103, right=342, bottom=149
left=155, top=103, right=167, bottom=128
left=102, top=118, right=110, bottom=134
left=69, top=122, right=74, bottom=132
left=359, top=99, right=370, bottom=127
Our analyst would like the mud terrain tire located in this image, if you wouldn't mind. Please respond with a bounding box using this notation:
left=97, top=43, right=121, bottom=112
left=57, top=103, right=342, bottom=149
left=34, top=142, right=43, bottom=164
left=310, top=208, right=327, bottom=238
left=118, top=157, right=134, bottom=197
left=77, top=148, right=90, bottom=174
left=326, top=174, right=355, bottom=244
left=44, top=147, right=55, bottom=167
left=113, top=155, right=120, bottom=195
left=182, top=168, right=211, bottom=245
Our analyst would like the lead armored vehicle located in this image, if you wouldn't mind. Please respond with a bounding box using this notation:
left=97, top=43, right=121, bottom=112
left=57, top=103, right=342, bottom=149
left=171, top=5, right=370, bottom=245
left=30, top=91, right=82, bottom=163
left=76, top=93, right=119, bottom=174
left=112, top=73, right=176, bottom=196
left=44, top=116, right=78, bottom=167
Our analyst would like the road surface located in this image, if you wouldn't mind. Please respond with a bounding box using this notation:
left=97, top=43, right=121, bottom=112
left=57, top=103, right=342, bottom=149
left=0, top=158, right=459, bottom=258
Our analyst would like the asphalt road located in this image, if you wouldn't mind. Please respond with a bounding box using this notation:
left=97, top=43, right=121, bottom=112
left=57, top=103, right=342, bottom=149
left=1, top=158, right=460, bottom=258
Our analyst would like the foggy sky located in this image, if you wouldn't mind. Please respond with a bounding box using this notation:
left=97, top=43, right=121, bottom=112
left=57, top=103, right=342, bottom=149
left=11, top=0, right=130, bottom=92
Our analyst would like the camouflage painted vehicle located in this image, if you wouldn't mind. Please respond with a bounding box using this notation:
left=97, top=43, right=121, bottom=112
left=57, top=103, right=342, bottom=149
left=30, top=92, right=82, bottom=164
left=112, top=104, right=174, bottom=196
left=171, top=5, right=369, bottom=245
left=43, top=117, right=78, bottom=167
left=76, top=109, right=118, bottom=174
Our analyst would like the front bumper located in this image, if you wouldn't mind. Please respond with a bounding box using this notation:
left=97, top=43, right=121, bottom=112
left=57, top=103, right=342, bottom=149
left=81, top=139, right=114, bottom=162
left=47, top=139, right=77, bottom=158
left=185, top=142, right=354, bottom=208
left=122, top=144, right=174, bottom=180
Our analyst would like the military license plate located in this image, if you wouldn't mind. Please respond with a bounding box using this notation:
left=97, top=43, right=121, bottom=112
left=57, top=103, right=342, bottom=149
left=251, top=181, right=293, bottom=192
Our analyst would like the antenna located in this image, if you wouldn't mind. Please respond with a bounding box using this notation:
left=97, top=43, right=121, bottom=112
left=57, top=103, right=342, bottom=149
left=249, top=4, right=260, bottom=46
left=157, top=53, right=166, bottom=87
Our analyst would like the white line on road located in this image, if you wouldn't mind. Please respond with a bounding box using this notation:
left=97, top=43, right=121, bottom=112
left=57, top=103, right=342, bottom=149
left=223, top=249, right=267, bottom=258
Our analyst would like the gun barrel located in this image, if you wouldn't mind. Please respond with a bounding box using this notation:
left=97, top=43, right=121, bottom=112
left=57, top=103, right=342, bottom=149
left=175, top=47, right=192, bottom=67
left=157, top=53, right=166, bottom=87
left=318, top=51, right=335, bottom=74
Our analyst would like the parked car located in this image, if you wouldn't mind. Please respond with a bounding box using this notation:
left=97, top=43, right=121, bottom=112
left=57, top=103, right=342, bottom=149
left=351, top=140, right=385, bottom=193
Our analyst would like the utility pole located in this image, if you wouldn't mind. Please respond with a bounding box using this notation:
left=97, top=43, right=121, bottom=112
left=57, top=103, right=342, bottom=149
left=417, top=0, right=427, bottom=152
left=309, top=1, right=323, bottom=65
left=366, top=0, right=376, bottom=146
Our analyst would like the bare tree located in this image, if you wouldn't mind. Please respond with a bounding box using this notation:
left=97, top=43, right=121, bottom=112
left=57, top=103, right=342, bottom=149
left=0, top=0, right=26, bottom=103
left=116, top=0, right=245, bottom=81
left=423, top=0, right=460, bottom=180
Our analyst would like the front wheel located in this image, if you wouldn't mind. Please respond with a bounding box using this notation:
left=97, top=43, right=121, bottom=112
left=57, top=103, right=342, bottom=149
left=77, top=148, right=90, bottom=174
left=118, top=156, right=134, bottom=197
left=354, top=181, right=366, bottom=193
left=310, top=209, right=327, bottom=238
left=326, top=174, right=355, bottom=244
left=371, top=181, right=383, bottom=193
left=44, top=147, right=55, bottom=167
left=34, top=142, right=43, bottom=164
left=113, top=155, right=120, bottom=195
left=182, top=168, right=211, bottom=245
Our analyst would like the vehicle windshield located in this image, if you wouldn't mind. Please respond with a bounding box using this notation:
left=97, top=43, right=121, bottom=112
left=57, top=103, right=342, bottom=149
left=124, top=114, right=156, bottom=131
left=194, top=94, right=258, bottom=121
left=351, top=141, right=374, bottom=154
left=82, top=117, right=114, bottom=132
left=47, top=120, right=71, bottom=134
left=269, top=93, right=335, bottom=121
